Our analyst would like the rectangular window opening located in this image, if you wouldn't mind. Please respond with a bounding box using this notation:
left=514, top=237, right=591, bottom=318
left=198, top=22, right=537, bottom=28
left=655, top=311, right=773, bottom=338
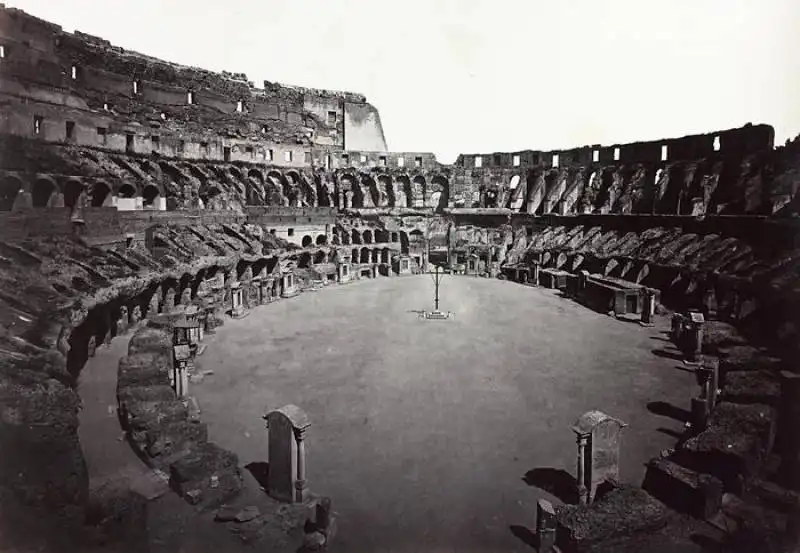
left=0, top=45, right=5, bottom=59
left=552, top=154, right=560, bottom=168
left=415, top=156, right=423, bottom=168
left=661, top=144, right=668, bottom=161
left=288, top=228, right=295, bottom=237
left=713, top=136, right=721, bottom=152
left=224, top=146, right=231, bottom=162
left=71, top=65, right=78, bottom=80
left=126, top=134, right=134, bottom=152
left=236, top=100, right=243, bottom=113
left=268, top=149, right=274, bottom=161
left=397, top=156, right=405, bottom=167
left=592, top=150, right=599, bottom=163
left=133, top=80, right=140, bottom=95
left=513, top=154, right=521, bottom=167
left=245, top=146, right=254, bottom=154
left=304, top=151, right=312, bottom=163
left=493, top=154, right=502, bottom=166
left=342, top=154, right=349, bottom=165
left=613, top=147, right=620, bottom=161
left=327, top=111, right=337, bottom=125
left=360, top=154, right=367, bottom=164
left=187, top=91, right=194, bottom=104
left=66, top=121, right=75, bottom=140
left=33, top=115, right=43, bottom=135
left=379, top=156, right=387, bottom=167
left=284, top=151, right=293, bottom=163
left=474, top=156, right=483, bottom=168
left=178, top=140, right=185, bottom=153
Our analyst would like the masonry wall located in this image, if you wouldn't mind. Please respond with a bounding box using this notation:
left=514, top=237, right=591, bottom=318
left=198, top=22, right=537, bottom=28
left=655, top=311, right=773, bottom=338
left=343, top=102, right=388, bottom=152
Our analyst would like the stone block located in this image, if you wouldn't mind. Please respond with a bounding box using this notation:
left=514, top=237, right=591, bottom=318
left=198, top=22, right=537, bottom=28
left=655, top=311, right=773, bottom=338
left=719, top=345, right=783, bottom=374
left=169, top=441, right=242, bottom=511
left=144, top=420, right=208, bottom=460
left=117, top=384, right=176, bottom=408
left=642, top=457, right=723, bottom=519
left=169, top=442, right=239, bottom=485
left=120, top=400, right=189, bottom=432
left=722, top=371, right=780, bottom=407
left=678, top=403, right=776, bottom=493
left=117, top=353, right=171, bottom=389
left=555, top=485, right=672, bottom=553
left=127, top=327, right=173, bottom=357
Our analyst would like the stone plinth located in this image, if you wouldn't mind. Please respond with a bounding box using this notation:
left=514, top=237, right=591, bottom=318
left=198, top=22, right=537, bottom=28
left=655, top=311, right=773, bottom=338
left=264, top=404, right=310, bottom=503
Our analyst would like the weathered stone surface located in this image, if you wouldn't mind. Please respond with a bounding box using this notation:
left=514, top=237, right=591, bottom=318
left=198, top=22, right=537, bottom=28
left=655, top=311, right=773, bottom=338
left=678, top=403, right=776, bottom=493
left=723, top=371, right=781, bottom=406
left=642, top=457, right=723, bottom=519
left=127, top=327, right=173, bottom=357
left=169, top=441, right=242, bottom=511
left=145, top=420, right=208, bottom=460
left=119, top=400, right=189, bottom=432
left=719, top=345, right=783, bottom=374
left=555, top=485, right=672, bottom=553
left=117, top=353, right=171, bottom=389
left=117, top=384, right=176, bottom=406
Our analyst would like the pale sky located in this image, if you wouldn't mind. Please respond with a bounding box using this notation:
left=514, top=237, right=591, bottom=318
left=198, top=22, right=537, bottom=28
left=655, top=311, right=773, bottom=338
left=10, top=0, right=800, bottom=163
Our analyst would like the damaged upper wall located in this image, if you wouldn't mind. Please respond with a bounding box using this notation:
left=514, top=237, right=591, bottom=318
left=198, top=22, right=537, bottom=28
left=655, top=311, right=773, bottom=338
left=450, top=124, right=796, bottom=217
left=0, top=6, right=387, bottom=162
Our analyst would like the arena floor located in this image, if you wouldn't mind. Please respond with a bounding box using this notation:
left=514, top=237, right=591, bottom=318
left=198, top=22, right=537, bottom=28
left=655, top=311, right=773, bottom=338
left=189, top=274, right=698, bottom=552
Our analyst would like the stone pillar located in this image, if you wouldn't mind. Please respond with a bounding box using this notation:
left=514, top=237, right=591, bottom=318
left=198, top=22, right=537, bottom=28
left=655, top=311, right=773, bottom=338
left=576, top=432, right=589, bottom=505
left=691, top=397, right=709, bottom=432
left=532, top=263, right=540, bottom=287
left=536, top=499, right=556, bottom=553
left=294, top=427, right=309, bottom=503
left=780, top=372, right=800, bottom=490
left=641, top=288, right=656, bottom=326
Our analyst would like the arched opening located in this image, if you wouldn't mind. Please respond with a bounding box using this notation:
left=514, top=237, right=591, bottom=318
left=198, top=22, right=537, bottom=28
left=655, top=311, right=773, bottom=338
left=396, top=175, right=412, bottom=207
left=266, top=171, right=286, bottom=205
left=372, top=249, right=380, bottom=263
left=412, top=176, right=426, bottom=207
left=391, top=232, right=399, bottom=242
left=142, top=184, right=160, bottom=208
left=381, top=248, right=390, bottom=264
left=401, top=231, right=413, bottom=254
left=64, top=180, right=83, bottom=208
left=352, top=248, right=359, bottom=263
left=378, top=175, right=394, bottom=207
left=302, top=235, right=313, bottom=248
left=118, top=183, right=137, bottom=199
left=361, top=175, right=380, bottom=207
left=351, top=229, right=362, bottom=245
left=341, top=232, right=351, bottom=245
left=314, top=251, right=326, bottom=264
left=363, top=229, right=373, bottom=244
left=594, top=169, right=616, bottom=213
left=0, top=175, right=23, bottom=210
left=32, top=178, right=57, bottom=207
left=298, top=252, right=312, bottom=268
left=360, top=247, right=370, bottom=264
left=90, top=181, right=112, bottom=207
left=431, top=175, right=449, bottom=212
left=332, top=235, right=340, bottom=245
left=316, top=234, right=327, bottom=245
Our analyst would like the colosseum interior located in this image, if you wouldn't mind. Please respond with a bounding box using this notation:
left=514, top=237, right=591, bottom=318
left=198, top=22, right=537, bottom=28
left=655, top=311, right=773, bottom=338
left=0, top=4, right=799, bottom=553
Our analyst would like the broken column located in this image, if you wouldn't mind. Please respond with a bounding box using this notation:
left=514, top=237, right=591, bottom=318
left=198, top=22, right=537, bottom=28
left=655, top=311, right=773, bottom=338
left=172, top=321, right=194, bottom=398
left=264, top=404, right=311, bottom=503
left=640, top=287, right=656, bottom=326
left=683, top=311, right=705, bottom=364
left=532, top=262, right=540, bottom=287
left=572, top=410, right=627, bottom=504
left=536, top=498, right=556, bottom=553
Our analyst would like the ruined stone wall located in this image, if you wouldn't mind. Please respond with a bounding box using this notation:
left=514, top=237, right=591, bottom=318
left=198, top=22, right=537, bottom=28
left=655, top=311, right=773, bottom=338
left=0, top=5, right=387, bottom=164
left=450, top=125, right=791, bottom=217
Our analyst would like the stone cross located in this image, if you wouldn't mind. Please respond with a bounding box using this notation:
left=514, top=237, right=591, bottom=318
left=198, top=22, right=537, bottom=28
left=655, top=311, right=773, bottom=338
left=572, top=410, right=627, bottom=504
left=264, top=404, right=311, bottom=503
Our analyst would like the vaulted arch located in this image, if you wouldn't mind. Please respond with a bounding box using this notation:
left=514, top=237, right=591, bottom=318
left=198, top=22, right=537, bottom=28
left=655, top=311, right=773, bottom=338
left=32, top=177, right=58, bottom=207
left=0, top=175, right=23, bottom=211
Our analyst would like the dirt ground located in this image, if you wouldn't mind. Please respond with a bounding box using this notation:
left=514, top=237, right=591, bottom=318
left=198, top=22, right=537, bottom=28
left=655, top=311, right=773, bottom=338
left=188, top=275, right=698, bottom=553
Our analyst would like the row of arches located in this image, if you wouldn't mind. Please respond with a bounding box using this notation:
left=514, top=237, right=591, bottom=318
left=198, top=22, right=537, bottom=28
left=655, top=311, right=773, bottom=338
left=0, top=172, right=164, bottom=211
left=331, top=227, right=401, bottom=246
left=351, top=247, right=394, bottom=265
left=335, top=173, right=450, bottom=210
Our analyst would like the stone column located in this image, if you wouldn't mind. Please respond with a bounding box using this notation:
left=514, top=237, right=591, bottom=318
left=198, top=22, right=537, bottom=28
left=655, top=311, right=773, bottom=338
left=576, top=433, right=589, bottom=505
left=641, top=288, right=655, bottom=326
left=294, top=427, right=308, bottom=503
left=536, top=499, right=557, bottom=553
left=532, top=263, right=540, bottom=287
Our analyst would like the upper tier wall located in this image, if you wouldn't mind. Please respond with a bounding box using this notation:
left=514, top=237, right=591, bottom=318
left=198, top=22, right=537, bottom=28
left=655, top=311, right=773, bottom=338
left=454, top=124, right=775, bottom=169
left=0, top=5, right=387, bottom=153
